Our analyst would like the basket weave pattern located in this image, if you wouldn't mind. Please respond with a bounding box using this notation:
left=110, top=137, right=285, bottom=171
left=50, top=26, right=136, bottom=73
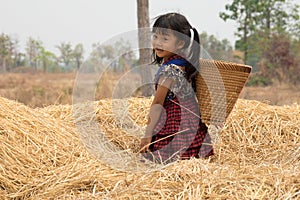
left=196, top=59, right=252, bottom=125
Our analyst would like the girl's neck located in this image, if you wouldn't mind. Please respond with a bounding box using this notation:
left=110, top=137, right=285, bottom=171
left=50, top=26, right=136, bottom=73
left=163, top=54, right=184, bottom=65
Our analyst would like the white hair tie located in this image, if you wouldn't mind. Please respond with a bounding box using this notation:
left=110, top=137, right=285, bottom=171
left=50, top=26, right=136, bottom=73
left=187, top=28, right=194, bottom=51
left=186, top=28, right=194, bottom=60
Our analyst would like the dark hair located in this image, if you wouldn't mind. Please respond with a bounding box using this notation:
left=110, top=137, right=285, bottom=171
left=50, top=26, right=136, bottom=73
left=151, top=12, right=201, bottom=90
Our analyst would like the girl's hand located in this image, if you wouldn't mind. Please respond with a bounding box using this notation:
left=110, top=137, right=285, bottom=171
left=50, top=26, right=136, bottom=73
left=139, top=136, right=152, bottom=153
left=139, top=81, right=168, bottom=153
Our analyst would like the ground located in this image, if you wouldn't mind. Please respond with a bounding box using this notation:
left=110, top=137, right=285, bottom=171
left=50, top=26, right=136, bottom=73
left=0, top=72, right=299, bottom=107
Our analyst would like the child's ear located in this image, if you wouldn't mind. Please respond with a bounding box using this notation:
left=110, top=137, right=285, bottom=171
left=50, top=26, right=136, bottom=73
left=176, top=40, right=185, bottom=50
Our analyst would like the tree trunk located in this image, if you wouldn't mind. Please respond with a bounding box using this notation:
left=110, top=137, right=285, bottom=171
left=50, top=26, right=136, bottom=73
left=243, top=8, right=250, bottom=64
left=266, top=5, right=271, bottom=39
left=137, top=0, right=153, bottom=96
left=2, top=57, right=7, bottom=73
left=77, top=60, right=80, bottom=70
left=243, top=23, right=248, bottom=64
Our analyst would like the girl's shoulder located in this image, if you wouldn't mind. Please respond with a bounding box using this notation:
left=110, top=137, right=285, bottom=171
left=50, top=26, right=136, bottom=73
left=160, top=64, right=186, bottom=78
left=158, top=63, right=194, bottom=98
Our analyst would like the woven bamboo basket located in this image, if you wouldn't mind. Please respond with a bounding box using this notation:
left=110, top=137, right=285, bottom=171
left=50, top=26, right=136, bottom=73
left=196, top=59, right=252, bottom=125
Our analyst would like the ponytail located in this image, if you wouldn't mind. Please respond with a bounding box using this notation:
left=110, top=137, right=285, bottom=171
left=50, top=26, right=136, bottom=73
left=185, top=27, right=200, bottom=92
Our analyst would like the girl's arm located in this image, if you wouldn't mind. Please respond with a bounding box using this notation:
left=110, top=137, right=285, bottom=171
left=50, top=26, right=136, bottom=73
left=144, top=84, right=169, bottom=136
left=139, top=78, right=172, bottom=153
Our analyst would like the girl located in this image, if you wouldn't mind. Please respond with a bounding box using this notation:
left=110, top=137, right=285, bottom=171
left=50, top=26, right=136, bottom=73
left=139, top=12, right=214, bottom=164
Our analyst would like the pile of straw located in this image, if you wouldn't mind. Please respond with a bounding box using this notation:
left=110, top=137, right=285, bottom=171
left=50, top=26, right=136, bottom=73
left=0, top=96, right=299, bottom=199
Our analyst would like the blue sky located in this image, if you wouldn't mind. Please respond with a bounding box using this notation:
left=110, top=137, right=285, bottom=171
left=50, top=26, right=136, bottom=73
left=0, top=0, right=299, bottom=55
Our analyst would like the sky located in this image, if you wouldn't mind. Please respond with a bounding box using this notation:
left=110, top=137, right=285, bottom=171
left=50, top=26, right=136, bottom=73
left=1, top=0, right=300, bottom=56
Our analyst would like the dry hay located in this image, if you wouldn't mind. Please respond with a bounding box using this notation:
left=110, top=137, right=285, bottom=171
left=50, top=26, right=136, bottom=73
left=0, top=96, right=299, bottom=199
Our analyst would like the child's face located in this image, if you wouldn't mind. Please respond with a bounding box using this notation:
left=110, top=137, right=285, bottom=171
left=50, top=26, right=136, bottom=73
left=151, top=30, right=184, bottom=60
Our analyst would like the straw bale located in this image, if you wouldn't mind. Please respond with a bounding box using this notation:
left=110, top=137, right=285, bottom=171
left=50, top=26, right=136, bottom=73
left=0, top=96, right=299, bottom=199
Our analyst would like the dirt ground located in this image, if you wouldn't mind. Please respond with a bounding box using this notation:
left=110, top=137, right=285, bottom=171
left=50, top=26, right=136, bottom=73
left=0, top=72, right=299, bottom=107
left=242, top=85, right=300, bottom=105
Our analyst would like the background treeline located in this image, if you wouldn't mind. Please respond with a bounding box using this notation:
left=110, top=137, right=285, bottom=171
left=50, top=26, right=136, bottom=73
left=0, top=32, right=235, bottom=73
left=220, top=0, right=300, bottom=86
left=0, top=0, right=300, bottom=87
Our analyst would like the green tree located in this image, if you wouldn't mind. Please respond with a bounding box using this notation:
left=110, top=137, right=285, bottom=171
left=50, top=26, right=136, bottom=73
left=37, top=46, right=57, bottom=72
left=254, top=0, right=300, bottom=36
left=89, top=39, right=136, bottom=72
left=260, top=34, right=297, bottom=84
left=56, top=42, right=73, bottom=69
left=0, top=33, right=10, bottom=72
left=73, top=43, right=84, bottom=70
left=200, top=32, right=234, bottom=61
left=90, top=43, right=114, bottom=69
left=14, top=52, right=26, bottom=67
left=26, top=37, right=42, bottom=70
left=220, top=0, right=258, bottom=64
left=220, top=0, right=300, bottom=64
left=8, top=36, right=20, bottom=70
left=0, top=33, right=19, bottom=72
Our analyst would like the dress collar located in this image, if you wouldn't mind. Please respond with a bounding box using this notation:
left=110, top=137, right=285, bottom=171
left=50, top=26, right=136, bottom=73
left=163, top=55, right=185, bottom=65
left=163, top=55, right=189, bottom=67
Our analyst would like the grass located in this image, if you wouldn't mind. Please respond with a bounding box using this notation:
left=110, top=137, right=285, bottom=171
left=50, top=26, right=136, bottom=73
left=0, top=72, right=300, bottom=107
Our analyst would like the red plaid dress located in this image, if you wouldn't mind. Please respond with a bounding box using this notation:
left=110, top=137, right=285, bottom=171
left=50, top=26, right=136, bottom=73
left=143, top=58, right=214, bottom=164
